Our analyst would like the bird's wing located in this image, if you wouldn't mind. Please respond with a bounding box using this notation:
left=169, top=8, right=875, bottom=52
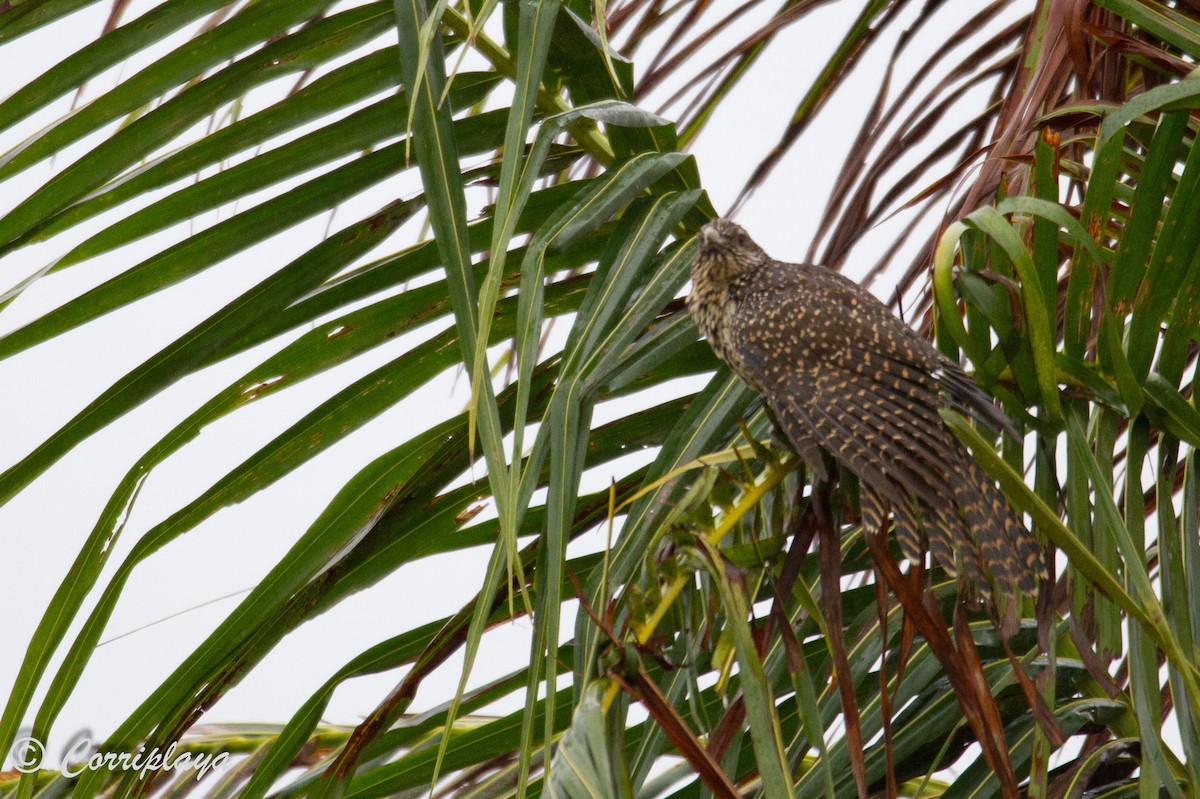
left=934, top=361, right=1021, bottom=439
left=794, top=366, right=1007, bottom=588
left=764, top=400, right=829, bottom=482
left=722, top=284, right=958, bottom=504
left=798, top=266, right=1018, bottom=437
left=735, top=329, right=987, bottom=576
left=790, top=362, right=1041, bottom=595
left=767, top=350, right=959, bottom=503
left=724, top=267, right=1038, bottom=602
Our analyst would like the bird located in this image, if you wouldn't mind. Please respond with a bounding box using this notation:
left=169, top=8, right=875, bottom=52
left=687, top=218, right=1044, bottom=626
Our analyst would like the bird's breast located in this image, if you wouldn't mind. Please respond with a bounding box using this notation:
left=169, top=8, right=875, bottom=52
left=687, top=280, right=770, bottom=392
left=687, top=285, right=734, bottom=358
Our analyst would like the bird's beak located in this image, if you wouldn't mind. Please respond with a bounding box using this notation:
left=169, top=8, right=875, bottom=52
left=701, top=225, right=725, bottom=247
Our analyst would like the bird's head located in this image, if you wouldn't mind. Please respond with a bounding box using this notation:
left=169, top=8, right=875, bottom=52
left=693, top=219, right=769, bottom=283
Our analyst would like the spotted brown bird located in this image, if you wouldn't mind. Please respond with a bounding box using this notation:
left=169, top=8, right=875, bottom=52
left=688, top=218, right=1044, bottom=621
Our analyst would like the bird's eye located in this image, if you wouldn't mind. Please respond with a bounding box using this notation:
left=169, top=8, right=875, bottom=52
left=736, top=234, right=747, bottom=246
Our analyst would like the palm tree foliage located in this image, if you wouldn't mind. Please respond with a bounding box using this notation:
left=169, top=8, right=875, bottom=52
left=2, top=0, right=1200, bottom=796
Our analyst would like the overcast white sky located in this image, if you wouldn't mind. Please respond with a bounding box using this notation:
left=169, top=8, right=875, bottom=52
left=0, top=0, right=1026, bottom=774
